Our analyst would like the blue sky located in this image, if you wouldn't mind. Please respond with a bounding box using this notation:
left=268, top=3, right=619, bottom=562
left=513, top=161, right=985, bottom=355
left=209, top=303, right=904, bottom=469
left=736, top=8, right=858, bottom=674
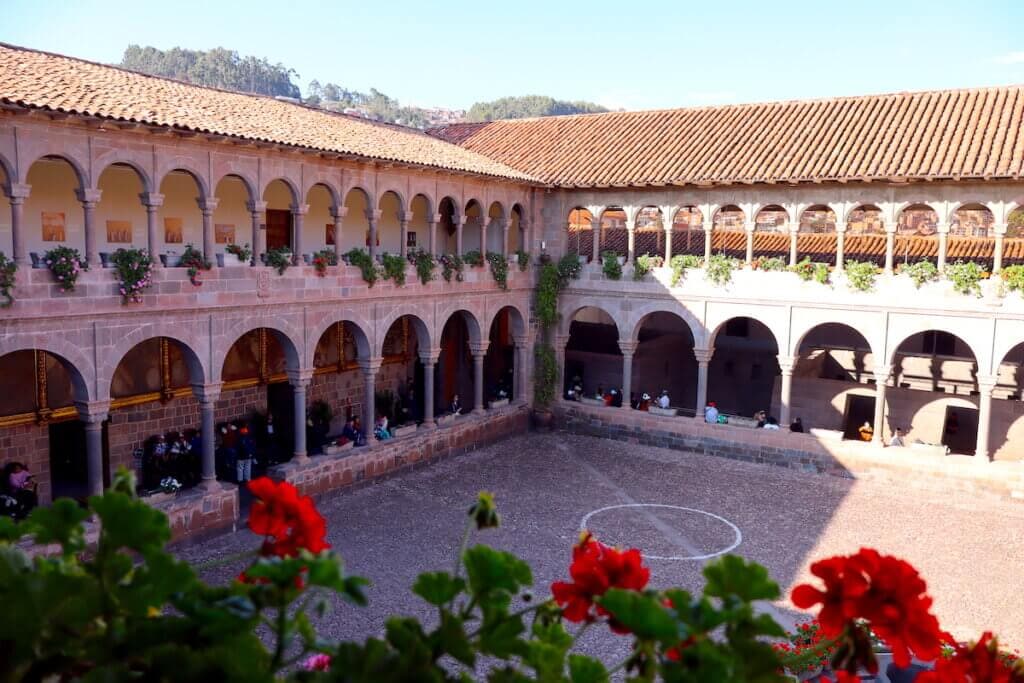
left=2, top=0, right=1020, bottom=111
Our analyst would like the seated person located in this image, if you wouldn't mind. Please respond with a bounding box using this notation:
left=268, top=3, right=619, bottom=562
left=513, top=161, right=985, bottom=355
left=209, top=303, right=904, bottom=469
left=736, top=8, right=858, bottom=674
left=450, top=394, right=463, bottom=415
left=656, top=390, right=671, bottom=409
left=350, top=417, right=367, bottom=446
left=638, top=393, right=651, bottom=411
left=630, top=392, right=640, bottom=410
left=763, top=416, right=780, bottom=430
left=609, top=388, right=623, bottom=408
left=789, top=417, right=805, bottom=433
left=754, top=410, right=767, bottom=429
left=595, top=384, right=605, bottom=400
left=603, top=388, right=614, bottom=406
left=5, top=462, right=38, bottom=512
left=858, top=421, right=874, bottom=442
left=704, top=401, right=719, bottom=424
left=374, top=415, right=392, bottom=440
left=340, top=416, right=360, bottom=444
left=889, top=427, right=906, bottom=447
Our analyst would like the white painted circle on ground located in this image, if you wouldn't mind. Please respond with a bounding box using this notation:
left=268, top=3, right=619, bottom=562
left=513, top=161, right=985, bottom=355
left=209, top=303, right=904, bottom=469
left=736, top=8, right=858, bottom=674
left=579, top=504, right=742, bottom=561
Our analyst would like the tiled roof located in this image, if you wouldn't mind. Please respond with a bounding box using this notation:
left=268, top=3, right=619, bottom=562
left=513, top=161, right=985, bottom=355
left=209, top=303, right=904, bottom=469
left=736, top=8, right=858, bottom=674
left=0, top=44, right=534, bottom=182
left=431, top=86, right=1024, bottom=187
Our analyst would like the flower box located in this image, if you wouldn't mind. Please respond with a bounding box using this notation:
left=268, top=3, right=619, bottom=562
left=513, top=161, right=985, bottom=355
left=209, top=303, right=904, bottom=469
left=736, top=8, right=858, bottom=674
left=391, top=424, right=417, bottom=439
left=648, top=406, right=678, bottom=417
left=489, top=398, right=510, bottom=409
left=722, top=414, right=759, bottom=428
left=323, top=440, right=354, bottom=456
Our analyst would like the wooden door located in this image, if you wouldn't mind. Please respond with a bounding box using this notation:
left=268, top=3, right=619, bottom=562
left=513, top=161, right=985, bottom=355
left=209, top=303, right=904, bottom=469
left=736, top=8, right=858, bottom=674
left=266, top=209, right=291, bottom=251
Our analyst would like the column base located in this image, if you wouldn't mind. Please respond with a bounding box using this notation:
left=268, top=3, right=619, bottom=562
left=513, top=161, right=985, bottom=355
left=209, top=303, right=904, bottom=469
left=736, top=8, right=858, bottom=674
left=199, top=477, right=223, bottom=492
left=419, top=421, right=438, bottom=431
left=471, top=408, right=487, bottom=416
left=292, top=452, right=310, bottom=463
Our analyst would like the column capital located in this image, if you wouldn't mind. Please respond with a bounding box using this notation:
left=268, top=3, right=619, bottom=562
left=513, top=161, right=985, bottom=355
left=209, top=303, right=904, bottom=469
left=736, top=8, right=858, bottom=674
left=247, top=200, right=268, bottom=214
left=197, top=197, right=219, bottom=214
left=75, top=400, right=111, bottom=423
left=191, top=382, right=223, bottom=403
left=625, top=218, right=636, bottom=232
left=429, top=213, right=442, bottom=224
left=873, top=364, right=893, bottom=380
left=744, top=221, right=756, bottom=233
left=76, top=188, right=102, bottom=205
left=140, top=191, right=164, bottom=208
left=286, top=368, right=315, bottom=387
left=455, top=215, right=468, bottom=226
left=469, top=341, right=490, bottom=358
left=6, top=182, right=30, bottom=201
left=977, top=374, right=999, bottom=393
left=331, top=205, right=349, bottom=220
left=290, top=203, right=309, bottom=216
left=512, top=334, right=532, bottom=348
left=693, top=347, right=714, bottom=364
left=618, top=339, right=638, bottom=356
left=836, top=221, right=849, bottom=234
left=993, top=222, right=1009, bottom=236
left=936, top=222, right=950, bottom=235
left=777, top=354, right=796, bottom=374
left=365, top=209, right=383, bottom=222
left=553, top=334, right=570, bottom=350
left=358, top=357, right=383, bottom=374
left=418, top=347, right=442, bottom=365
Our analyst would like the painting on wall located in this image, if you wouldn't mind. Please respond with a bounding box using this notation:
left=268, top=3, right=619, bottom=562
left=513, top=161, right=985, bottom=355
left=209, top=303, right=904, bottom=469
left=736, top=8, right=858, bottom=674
left=326, top=223, right=335, bottom=246
left=364, top=230, right=380, bottom=247
left=164, top=217, right=183, bottom=244
left=106, top=220, right=132, bottom=243
left=407, top=231, right=417, bottom=248
left=215, top=223, right=236, bottom=244
left=41, top=212, right=66, bottom=242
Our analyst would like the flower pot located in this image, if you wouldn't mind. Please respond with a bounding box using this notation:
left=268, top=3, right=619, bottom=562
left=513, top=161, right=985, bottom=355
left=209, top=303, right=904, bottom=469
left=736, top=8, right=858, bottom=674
left=531, top=408, right=554, bottom=431
left=164, top=252, right=181, bottom=267
left=616, top=256, right=626, bottom=266
left=577, top=255, right=587, bottom=266
left=222, top=252, right=243, bottom=267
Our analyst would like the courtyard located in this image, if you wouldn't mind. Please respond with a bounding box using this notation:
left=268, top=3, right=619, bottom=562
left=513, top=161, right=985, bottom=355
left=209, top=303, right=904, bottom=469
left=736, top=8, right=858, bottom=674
left=178, top=431, right=1024, bottom=659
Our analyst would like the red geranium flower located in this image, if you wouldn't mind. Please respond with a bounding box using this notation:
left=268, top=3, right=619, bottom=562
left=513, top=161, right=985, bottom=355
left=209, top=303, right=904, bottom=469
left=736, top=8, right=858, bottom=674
left=918, top=633, right=1024, bottom=683
left=551, top=532, right=650, bottom=633
left=247, top=477, right=330, bottom=558
left=791, top=548, right=947, bottom=668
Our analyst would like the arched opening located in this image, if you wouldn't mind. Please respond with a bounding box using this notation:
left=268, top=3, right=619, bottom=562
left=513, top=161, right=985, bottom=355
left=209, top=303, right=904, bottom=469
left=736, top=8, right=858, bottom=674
left=341, top=188, right=370, bottom=254
left=752, top=205, right=789, bottom=262
left=599, top=208, right=628, bottom=258
left=463, top=199, right=484, bottom=254
left=25, top=156, right=86, bottom=264
left=262, top=179, right=296, bottom=254
left=788, top=323, right=875, bottom=439
left=710, top=205, right=746, bottom=259
left=0, top=162, right=11, bottom=255
left=633, top=206, right=663, bottom=258
left=843, top=204, right=886, bottom=265
left=894, top=203, right=939, bottom=267
left=564, top=306, right=621, bottom=400
left=0, top=349, right=91, bottom=505
left=438, top=196, right=458, bottom=255
left=990, top=341, right=1024, bottom=460
left=567, top=208, right=594, bottom=261
left=409, top=194, right=432, bottom=254
left=509, top=204, right=525, bottom=255
left=671, top=206, right=703, bottom=257
left=890, top=330, right=979, bottom=454
left=95, top=164, right=146, bottom=262
left=374, top=315, right=429, bottom=434
left=310, top=320, right=372, bottom=449
left=631, top=312, right=696, bottom=414
left=438, top=311, right=481, bottom=415
left=109, top=337, right=205, bottom=491
left=159, top=170, right=204, bottom=266
left=947, top=203, right=997, bottom=270
left=486, top=201, right=505, bottom=254
left=378, top=190, right=404, bottom=256
left=213, top=175, right=253, bottom=265
left=484, top=306, right=526, bottom=407
left=796, top=205, right=838, bottom=264
left=709, top=317, right=779, bottom=418
left=306, top=183, right=336, bottom=260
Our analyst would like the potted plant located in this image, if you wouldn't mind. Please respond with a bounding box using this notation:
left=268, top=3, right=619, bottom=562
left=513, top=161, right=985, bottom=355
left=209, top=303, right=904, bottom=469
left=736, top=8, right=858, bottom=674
left=381, top=253, right=407, bottom=286
left=601, top=251, right=622, bottom=280
left=43, top=245, right=88, bottom=293
left=462, top=249, right=484, bottom=268
left=265, top=246, right=292, bottom=275
left=180, top=244, right=210, bottom=287
left=311, top=249, right=338, bottom=277
left=0, top=252, right=18, bottom=308
left=486, top=251, right=508, bottom=289
left=224, top=243, right=252, bottom=267
left=515, top=249, right=531, bottom=272
left=345, top=248, right=379, bottom=286
left=111, top=247, right=154, bottom=303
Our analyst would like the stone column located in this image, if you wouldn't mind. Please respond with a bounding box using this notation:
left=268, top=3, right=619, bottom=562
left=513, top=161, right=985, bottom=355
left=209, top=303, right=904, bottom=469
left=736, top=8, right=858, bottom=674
left=936, top=222, right=949, bottom=272
left=77, top=188, right=102, bottom=268
left=399, top=214, right=410, bottom=259
left=777, top=355, right=795, bottom=426
left=502, top=219, right=511, bottom=258
left=366, top=210, right=381, bottom=263
left=428, top=213, right=440, bottom=256
left=512, top=335, right=529, bottom=403
left=591, top=218, right=601, bottom=263
left=703, top=227, right=713, bottom=263
left=694, top=348, right=713, bottom=418
left=872, top=364, right=891, bottom=445
left=835, top=222, right=847, bottom=272
left=664, top=226, right=673, bottom=263
left=788, top=227, right=799, bottom=267
left=480, top=220, right=488, bottom=257
left=626, top=218, right=636, bottom=263
left=331, top=206, right=347, bottom=260
left=884, top=230, right=896, bottom=275
left=75, top=401, right=110, bottom=497
left=291, top=203, right=308, bottom=265
left=520, top=220, right=530, bottom=254
left=554, top=334, right=569, bottom=399
left=141, top=192, right=164, bottom=267
left=993, top=222, right=1007, bottom=274
left=419, top=348, right=441, bottom=427
left=469, top=341, right=489, bottom=414
left=288, top=370, right=313, bottom=462
left=744, top=222, right=755, bottom=266
left=619, top=340, right=636, bottom=409
left=198, top=198, right=219, bottom=268
left=248, top=200, right=267, bottom=265
left=975, top=375, right=997, bottom=462
left=359, top=358, right=382, bottom=444
left=456, top=216, right=466, bottom=256
left=8, top=183, right=30, bottom=266
left=192, top=383, right=222, bottom=487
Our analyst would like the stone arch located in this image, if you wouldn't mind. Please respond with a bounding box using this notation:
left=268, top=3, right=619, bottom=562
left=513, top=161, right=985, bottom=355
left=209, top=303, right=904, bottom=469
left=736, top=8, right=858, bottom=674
left=100, top=328, right=209, bottom=401
left=0, top=339, right=94, bottom=402
left=214, top=320, right=303, bottom=382
left=950, top=202, right=995, bottom=237
left=708, top=315, right=781, bottom=352
left=309, top=316, right=372, bottom=367
left=753, top=204, right=790, bottom=232
left=213, top=171, right=258, bottom=203
left=378, top=186, right=407, bottom=215
left=566, top=207, right=595, bottom=258
left=559, top=301, right=622, bottom=339
left=411, top=192, right=434, bottom=219
left=24, top=152, right=89, bottom=190
left=441, top=309, right=483, bottom=347
left=156, top=165, right=209, bottom=200
left=626, top=303, right=705, bottom=349
left=377, top=307, right=432, bottom=357
left=0, top=150, right=14, bottom=188
left=484, top=302, right=529, bottom=340
left=262, top=176, right=300, bottom=205
left=303, top=176, right=341, bottom=208
left=798, top=204, right=837, bottom=233
left=844, top=203, right=885, bottom=231
left=633, top=206, right=664, bottom=257
left=896, top=202, right=938, bottom=236
left=888, top=328, right=980, bottom=370
left=95, top=158, right=153, bottom=194
left=790, top=320, right=878, bottom=361
left=712, top=204, right=746, bottom=230
left=344, top=185, right=373, bottom=207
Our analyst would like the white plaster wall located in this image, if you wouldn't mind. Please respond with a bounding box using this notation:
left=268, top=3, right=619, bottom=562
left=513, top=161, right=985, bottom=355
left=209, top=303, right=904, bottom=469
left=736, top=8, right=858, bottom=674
left=378, top=192, right=402, bottom=255
left=341, top=190, right=369, bottom=253
left=212, top=176, right=252, bottom=255
left=25, top=160, right=84, bottom=254
left=95, top=166, right=146, bottom=252
left=306, top=184, right=334, bottom=255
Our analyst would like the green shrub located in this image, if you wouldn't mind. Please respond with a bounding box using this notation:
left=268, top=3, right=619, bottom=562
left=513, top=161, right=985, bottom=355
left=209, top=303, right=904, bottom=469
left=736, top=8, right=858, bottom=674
left=0, top=251, right=16, bottom=307
left=111, top=247, right=155, bottom=303
left=440, top=253, right=463, bottom=282
left=633, top=254, right=663, bottom=281
left=669, top=254, right=702, bottom=286
left=535, top=260, right=560, bottom=329
left=900, top=260, right=939, bottom=289
left=845, top=260, right=879, bottom=292
left=412, top=249, right=436, bottom=285
left=705, top=253, right=739, bottom=287
left=515, top=249, right=531, bottom=271
left=462, top=249, right=484, bottom=267
left=533, top=343, right=558, bottom=407
left=381, top=253, right=406, bottom=286
left=486, top=251, right=508, bottom=289
left=265, top=246, right=292, bottom=275
left=1001, top=264, right=1024, bottom=294
left=754, top=256, right=787, bottom=272
left=43, top=245, right=88, bottom=292
left=945, top=260, right=984, bottom=296
left=180, top=244, right=210, bottom=286
left=225, top=242, right=253, bottom=263
left=813, top=262, right=830, bottom=285
left=345, top=248, right=378, bottom=286
left=601, top=251, right=622, bottom=280
left=557, top=253, right=582, bottom=284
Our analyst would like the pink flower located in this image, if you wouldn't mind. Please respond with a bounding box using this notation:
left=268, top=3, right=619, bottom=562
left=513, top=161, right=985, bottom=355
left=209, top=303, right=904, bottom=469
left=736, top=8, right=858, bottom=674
left=303, top=653, right=331, bottom=671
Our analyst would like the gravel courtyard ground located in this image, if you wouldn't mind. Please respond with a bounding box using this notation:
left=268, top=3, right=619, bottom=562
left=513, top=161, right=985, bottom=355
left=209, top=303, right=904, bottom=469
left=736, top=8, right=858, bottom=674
left=178, top=431, right=1024, bottom=662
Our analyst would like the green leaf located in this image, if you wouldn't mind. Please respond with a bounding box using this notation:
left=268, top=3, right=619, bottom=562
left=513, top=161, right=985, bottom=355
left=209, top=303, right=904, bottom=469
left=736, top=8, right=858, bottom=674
left=463, top=545, right=533, bottom=597
left=25, top=498, right=89, bottom=553
left=437, top=610, right=475, bottom=666
left=91, top=490, right=170, bottom=554
left=469, top=491, right=501, bottom=529
left=0, top=515, right=24, bottom=543
left=304, top=551, right=370, bottom=605
left=703, top=555, right=780, bottom=602
left=569, top=654, right=610, bottom=683
left=597, top=589, right=678, bottom=642
left=478, top=613, right=526, bottom=659
left=413, top=571, right=466, bottom=606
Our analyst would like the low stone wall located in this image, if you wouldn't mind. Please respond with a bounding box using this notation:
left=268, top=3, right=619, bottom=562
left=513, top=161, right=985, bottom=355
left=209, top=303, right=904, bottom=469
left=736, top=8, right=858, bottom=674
left=154, top=484, right=240, bottom=543
left=557, top=401, right=1024, bottom=502
left=270, top=406, right=530, bottom=500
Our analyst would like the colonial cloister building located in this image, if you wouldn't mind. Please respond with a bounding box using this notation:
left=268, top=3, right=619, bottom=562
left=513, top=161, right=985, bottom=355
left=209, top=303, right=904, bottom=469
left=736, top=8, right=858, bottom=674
left=2, top=43, right=1023, bottom=531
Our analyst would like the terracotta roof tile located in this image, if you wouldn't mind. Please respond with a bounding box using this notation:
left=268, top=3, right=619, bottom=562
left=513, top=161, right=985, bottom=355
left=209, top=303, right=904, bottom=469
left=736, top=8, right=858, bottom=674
left=0, top=43, right=533, bottom=182
left=431, top=85, right=1024, bottom=187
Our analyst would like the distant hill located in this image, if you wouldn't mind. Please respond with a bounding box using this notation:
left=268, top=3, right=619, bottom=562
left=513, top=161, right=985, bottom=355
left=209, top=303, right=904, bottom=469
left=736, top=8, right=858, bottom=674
left=118, top=46, right=607, bottom=129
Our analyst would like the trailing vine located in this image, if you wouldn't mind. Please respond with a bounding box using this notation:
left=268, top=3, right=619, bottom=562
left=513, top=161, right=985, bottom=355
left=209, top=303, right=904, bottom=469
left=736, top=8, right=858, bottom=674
left=945, top=260, right=985, bottom=297
left=440, top=253, right=464, bottom=282
left=845, top=260, right=879, bottom=292
left=789, top=257, right=830, bottom=285
left=44, top=245, right=88, bottom=293
left=753, top=256, right=787, bottom=272
left=516, top=249, right=531, bottom=272
left=412, top=249, right=436, bottom=284
left=601, top=251, right=622, bottom=280
left=633, top=254, right=662, bottom=281
left=111, top=247, right=154, bottom=304
left=225, top=242, right=253, bottom=264
left=669, top=254, right=702, bottom=286
left=1001, top=264, right=1024, bottom=295
left=462, top=249, right=484, bottom=267
left=556, top=253, right=582, bottom=283
left=345, top=248, right=379, bottom=287
left=180, top=244, right=210, bottom=287
left=0, top=252, right=17, bottom=307
left=265, top=246, right=292, bottom=275
left=311, top=249, right=338, bottom=277
left=899, top=260, right=938, bottom=289
left=534, top=256, right=565, bottom=409
left=705, top=253, right=739, bottom=287
left=486, top=251, right=508, bottom=289
left=535, top=257, right=560, bottom=329
left=533, top=343, right=558, bottom=407
left=381, top=253, right=407, bottom=286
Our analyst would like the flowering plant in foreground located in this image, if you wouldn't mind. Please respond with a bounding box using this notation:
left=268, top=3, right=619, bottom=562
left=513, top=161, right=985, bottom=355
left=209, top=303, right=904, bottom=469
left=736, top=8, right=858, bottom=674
left=1, top=471, right=1020, bottom=682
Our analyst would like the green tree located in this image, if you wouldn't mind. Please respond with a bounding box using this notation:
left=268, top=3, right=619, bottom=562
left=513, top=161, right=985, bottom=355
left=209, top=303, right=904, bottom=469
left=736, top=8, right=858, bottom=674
left=120, top=45, right=300, bottom=98
left=465, top=95, right=608, bottom=121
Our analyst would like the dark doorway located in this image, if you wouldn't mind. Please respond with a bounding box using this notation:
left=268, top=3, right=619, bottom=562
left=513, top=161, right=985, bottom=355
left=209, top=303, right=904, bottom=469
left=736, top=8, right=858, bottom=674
left=266, top=209, right=292, bottom=251
left=842, top=394, right=876, bottom=440
left=267, top=383, right=295, bottom=462
left=49, top=419, right=107, bottom=502
left=942, top=406, right=978, bottom=455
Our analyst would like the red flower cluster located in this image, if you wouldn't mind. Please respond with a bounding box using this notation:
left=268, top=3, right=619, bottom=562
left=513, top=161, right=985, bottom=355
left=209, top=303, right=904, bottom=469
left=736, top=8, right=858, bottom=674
left=774, top=619, right=839, bottom=674
left=551, top=532, right=650, bottom=634
left=248, top=477, right=330, bottom=558
left=792, top=548, right=947, bottom=668
left=918, top=633, right=1024, bottom=683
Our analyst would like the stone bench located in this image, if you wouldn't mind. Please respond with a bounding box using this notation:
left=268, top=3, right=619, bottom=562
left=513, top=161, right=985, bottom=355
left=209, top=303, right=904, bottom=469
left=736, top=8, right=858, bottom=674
left=436, top=413, right=460, bottom=427
left=391, top=424, right=418, bottom=439
left=647, top=406, right=678, bottom=417
left=489, top=398, right=510, bottom=409
left=721, top=414, right=759, bottom=429
left=323, top=440, right=354, bottom=456
left=579, top=397, right=606, bottom=407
